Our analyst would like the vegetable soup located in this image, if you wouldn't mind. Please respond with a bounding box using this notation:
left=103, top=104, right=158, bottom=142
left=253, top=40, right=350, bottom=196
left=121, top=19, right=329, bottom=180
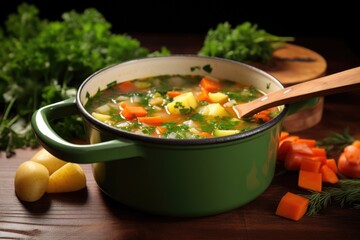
left=85, top=75, right=279, bottom=139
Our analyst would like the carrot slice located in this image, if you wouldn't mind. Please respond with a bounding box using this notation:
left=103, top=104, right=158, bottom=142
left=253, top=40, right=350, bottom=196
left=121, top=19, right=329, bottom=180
left=167, top=91, right=182, bottom=98
left=298, top=170, right=322, bottom=192
left=326, top=159, right=338, bottom=174
left=279, top=131, right=290, bottom=141
left=277, top=136, right=300, bottom=161
left=121, top=106, right=148, bottom=120
left=198, top=132, right=213, bottom=138
left=137, top=116, right=164, bottom=126
left=196, top=88, right=210, bottom=102
left=115, top=81, right=136, bottom=93
left=295, top=138, right=317, bottom=148
left=275, top=192, right=309, bottom=221
left=300, top=158, right=322, bottom=173
left=254, top=110, right=271, bottom=123
left=199, top=77, right=220, bottom=92
left=321, top=165, right=339, bottom=184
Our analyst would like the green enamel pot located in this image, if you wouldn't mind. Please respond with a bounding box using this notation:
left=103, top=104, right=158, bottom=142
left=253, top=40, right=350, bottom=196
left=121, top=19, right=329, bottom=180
left=32, top=55, right=295, bottom=217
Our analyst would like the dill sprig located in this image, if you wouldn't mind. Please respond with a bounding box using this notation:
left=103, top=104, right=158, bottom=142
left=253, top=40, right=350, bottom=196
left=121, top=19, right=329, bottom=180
left=317, top=127, right=355, bottom=153
left=303, top=179, right=360, bottom=216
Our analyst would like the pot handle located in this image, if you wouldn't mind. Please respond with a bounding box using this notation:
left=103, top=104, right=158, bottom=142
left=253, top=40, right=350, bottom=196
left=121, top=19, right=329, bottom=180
left=31, top=98, right=141, bottom=163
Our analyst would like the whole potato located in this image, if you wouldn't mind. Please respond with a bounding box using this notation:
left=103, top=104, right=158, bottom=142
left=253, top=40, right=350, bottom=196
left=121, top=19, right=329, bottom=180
left=31, top=148, right=67, bottom=175
left=14, top=161, right=49, bottom=202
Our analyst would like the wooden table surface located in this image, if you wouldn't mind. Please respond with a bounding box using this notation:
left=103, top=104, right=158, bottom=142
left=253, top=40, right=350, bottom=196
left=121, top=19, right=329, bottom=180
left=1, top=34, right=360, bottom=240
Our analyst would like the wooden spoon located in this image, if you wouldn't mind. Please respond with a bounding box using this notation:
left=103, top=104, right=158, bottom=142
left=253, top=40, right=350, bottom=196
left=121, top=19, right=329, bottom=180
left=233, top=67, right=360, bottom=118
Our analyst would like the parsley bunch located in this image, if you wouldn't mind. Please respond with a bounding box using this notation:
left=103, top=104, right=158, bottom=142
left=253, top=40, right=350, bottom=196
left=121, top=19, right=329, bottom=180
left=198, top=22, right=294, bottom=63
left=0, top=3, right=169, bottom=157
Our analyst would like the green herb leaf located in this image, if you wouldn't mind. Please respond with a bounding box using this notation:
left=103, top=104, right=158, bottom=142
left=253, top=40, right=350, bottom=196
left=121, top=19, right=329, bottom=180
left=198, top=21, right=294, bottom=63
left=302, top=179, right=360, bottom=215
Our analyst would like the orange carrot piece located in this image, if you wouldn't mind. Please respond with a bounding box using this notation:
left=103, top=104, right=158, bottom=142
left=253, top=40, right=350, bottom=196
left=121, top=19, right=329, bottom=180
left=275, top=192, right=309, bottom=221
left=290, top=143, right=313, bottom=156
left=311, top=147, right=327, bottom=164
left=284, top=152, right=312, bottom=171
left=326, top=159, right=338, bottom=174
left=277, top=136, right=300, bottom=161
left=311, top=147, right=327, bottom=157
left=156, top=126, right=167, bottom=135
left=298, top=170, right=322, bottom=192
left=279, top=131, right=290, bottom=141
left=352, top=140, right=360, bottom=149
left=196, top=88, right=210, bottom=102
left=116, top=81, right=136, bottom=93
left=199, top=77, right=221, bottom=92
left=295, top=138, right=317, bottom=148
left=198, top=132, right=213, bottom=138
left=254, top=110, right=271, bottom=122
left=137, top=116, right=164, bottom=126
left=167, top=91, right=182, bottom=98
left=120, top=102, right=128, bottom=109
left=121, top=106, right=148, bottom=120
left=300, top=158, right=322, bottom=173
left=321, top=165, right=339, bottom=184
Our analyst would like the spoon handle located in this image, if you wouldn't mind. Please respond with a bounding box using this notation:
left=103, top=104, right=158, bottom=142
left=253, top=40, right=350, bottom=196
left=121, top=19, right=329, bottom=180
left=234, top=67, right=360, bottom=118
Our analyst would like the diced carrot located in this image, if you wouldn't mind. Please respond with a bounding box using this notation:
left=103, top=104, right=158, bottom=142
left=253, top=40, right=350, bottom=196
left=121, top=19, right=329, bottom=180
left=167, top=91, right=182, bottom=98
left=279, top=131, right=290, bottom=141
left=196, top=88, right=210, bottom=102
left=275, top=192, right=309, bottom=221
left=254, top=110, right=271, bottom=122
left=295, top=138, right=317, bottom=148
left=290, top=143, right=313, bottom=156
left=300, top=158, right=322, bottom=173
left=115, top=81, right=136, bottom=93
left=298, top=170, right=322, bottom=192
left=320, top=165, right=339, bottom=184
left=326, top=159, right=338, bottom=174
left=137, top=116, right=164, bottom=126
left=284, top=152, right=312, bottom=171
left=279, top=135, right=300, bottom=147
left=120, top=102, right=128, bottom=109
left=156, top=126, right=167, bottom=135
left=311, top=147, right=327, bottom=164
left=121, top=106, right=148, bottom=120
left=311, top=147, right=327, bottom=157
left=199, top=77, right=221, bottom=92
left=277, top=136, right=300, bottom=161
left=198, top=132, right=213, bottom=138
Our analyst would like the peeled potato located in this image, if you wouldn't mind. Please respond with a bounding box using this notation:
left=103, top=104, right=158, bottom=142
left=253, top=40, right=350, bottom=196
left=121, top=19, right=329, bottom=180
left=14, top=161, right=49, bottom=202
left=47, top=163, right=86, bottom=193
left=31, top=148, right=67, bottom=175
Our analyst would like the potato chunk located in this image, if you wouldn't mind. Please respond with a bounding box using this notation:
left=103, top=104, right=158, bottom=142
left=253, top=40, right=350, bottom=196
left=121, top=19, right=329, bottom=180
left=92, top=112, right=112, bottom=122
left=47, top=163, right=86, bottom=193
left=209, top=92, right=228, bottom=103
left=199, top=103, right=229, bottom=117
left=15, top=161, right=49, bottom=202
left=31, top=148, right=67, bottom=175
left=166, top=92, right=198, bottom=114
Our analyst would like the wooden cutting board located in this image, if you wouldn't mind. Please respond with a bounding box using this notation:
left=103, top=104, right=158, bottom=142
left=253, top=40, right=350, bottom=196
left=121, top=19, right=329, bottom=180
left=252, top=43, right=327, bottom=85
left=251, top=43, right=327, bottom=132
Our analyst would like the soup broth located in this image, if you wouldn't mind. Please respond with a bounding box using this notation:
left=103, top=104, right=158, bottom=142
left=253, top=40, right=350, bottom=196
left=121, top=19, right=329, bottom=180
left=85, top=74, right=279, bottom=139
